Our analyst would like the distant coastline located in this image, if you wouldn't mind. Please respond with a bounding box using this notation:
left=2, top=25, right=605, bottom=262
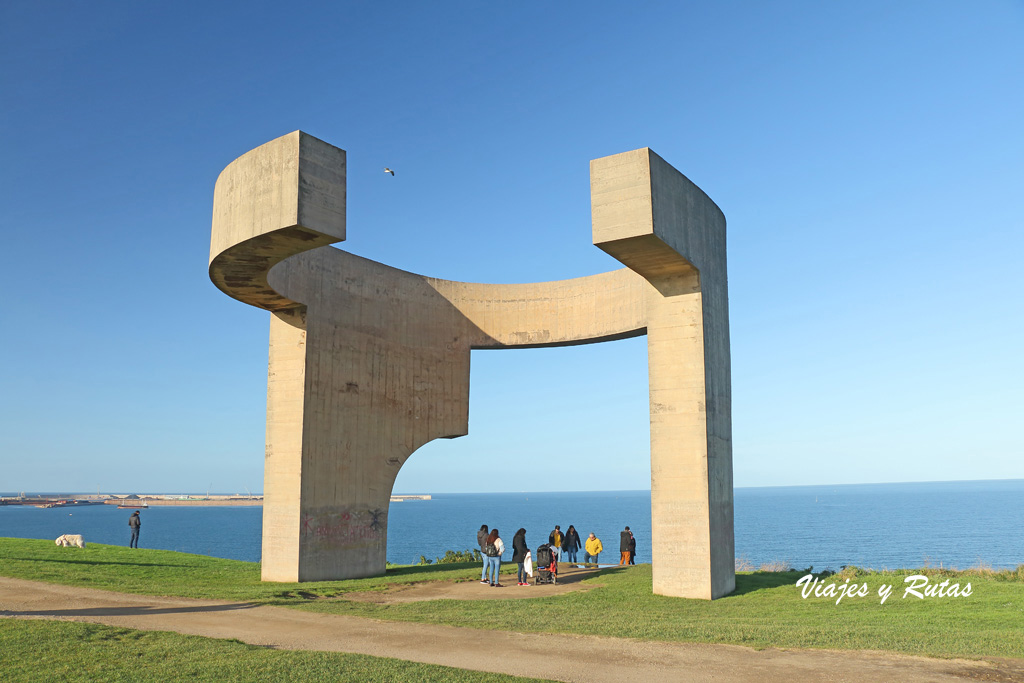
left=0, top=493, right=433, bottom=507
left=112, top=496, right=261, bottom=507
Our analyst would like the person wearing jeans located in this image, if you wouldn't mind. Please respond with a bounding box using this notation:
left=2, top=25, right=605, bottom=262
left=511, top=528, right=530, bottom=586
left=128, top=511, right=141, bottom=549
left=488, top=553, right=502, bottom=585
left=548, top=525, right=563, bottom=564
left=562, top=525, right=582, bottom=565
left=583, top=532, right=602, bottom=566
left=477, top=524, right=489, bottom=583
left=482, top=528, right=505, bottom=586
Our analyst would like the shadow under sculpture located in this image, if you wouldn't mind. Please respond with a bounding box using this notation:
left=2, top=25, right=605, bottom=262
left=209, top=131, right=735, bottom=599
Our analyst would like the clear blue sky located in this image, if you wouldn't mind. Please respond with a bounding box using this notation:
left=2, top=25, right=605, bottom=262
left=1, top=2, right=1021, bottom=494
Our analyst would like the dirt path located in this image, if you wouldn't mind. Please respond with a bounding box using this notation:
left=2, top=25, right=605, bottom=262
left=0, top=577, right=1018, bottom=683
left=345, top=563, right=599, bottom=603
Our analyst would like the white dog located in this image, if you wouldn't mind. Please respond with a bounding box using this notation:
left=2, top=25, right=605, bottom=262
left=55, top=534, right=86, bottom=548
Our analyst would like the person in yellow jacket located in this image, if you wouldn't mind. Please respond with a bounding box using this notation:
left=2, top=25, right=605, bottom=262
left=583, top=532, right=603, bottom=566
left=548, top=525, right=564, bottom=563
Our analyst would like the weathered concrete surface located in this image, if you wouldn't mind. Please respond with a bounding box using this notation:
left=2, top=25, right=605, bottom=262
left=210, top=131, right=346, bottom=312
left=209, top=132, right=733, bottom=597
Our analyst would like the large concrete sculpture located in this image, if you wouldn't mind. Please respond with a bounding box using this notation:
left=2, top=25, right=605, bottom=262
left=210, top=131, right=734, bottom=599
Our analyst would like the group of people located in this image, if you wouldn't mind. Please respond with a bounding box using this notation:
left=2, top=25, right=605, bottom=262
left=476, top=523, right=638, bottom=587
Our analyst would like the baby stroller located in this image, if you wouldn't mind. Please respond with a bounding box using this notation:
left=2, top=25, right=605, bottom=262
left=533, top=544, right=558, bottom=584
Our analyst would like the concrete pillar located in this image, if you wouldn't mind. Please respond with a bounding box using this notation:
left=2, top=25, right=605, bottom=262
left=261, top=309, right=307, bottom=580
left=591, top=148, right=734, bottom=599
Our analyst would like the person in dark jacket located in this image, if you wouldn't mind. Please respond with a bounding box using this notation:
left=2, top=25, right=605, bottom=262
left=628, top=529, right=636, bottom=564
left=477, top=524, right=489, bottom=584
left=561, top=525, right=582, bottom=565
left=128, top=511, right=141, bottom=549
left=511, top=528, right=530, bottom=586
left=619, top=526, right=632, bottom=565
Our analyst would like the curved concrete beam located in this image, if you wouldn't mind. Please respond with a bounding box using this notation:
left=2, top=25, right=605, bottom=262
left=210, top=131, right=648, bottom=343
left=268, top=247, right=650, bottom=349
left=209, top=131, right=346, bottom=312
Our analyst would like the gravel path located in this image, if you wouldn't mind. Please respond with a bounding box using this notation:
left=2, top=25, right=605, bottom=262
left=1, top=577, right=1018, bottom=683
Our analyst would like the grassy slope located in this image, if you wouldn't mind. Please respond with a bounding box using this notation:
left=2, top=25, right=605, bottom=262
left=2, top=538, right=1022, bottom=660
left=0, top=620, right=549, bottom=683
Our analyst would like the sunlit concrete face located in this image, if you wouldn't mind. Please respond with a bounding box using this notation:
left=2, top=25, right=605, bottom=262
left=209, top=131, right=734, bottom=598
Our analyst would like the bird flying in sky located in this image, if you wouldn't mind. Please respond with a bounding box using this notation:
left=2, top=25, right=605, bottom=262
left=384, top=167, right=394, bottom=176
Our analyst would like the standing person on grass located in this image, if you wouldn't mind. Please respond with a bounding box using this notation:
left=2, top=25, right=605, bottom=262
left=477, top=524, right=489, bottom=583
left=619, top=526, right=632, bottom=565
left=562, top=525, right=582, bottom=566
left=548, top=525, right=563, bottom=563
left=128, top=511, right=141, bottom=549
left=512, top=528, right=530, bottom=586
left=482, top=528, right=505, bottom=587
left=628, top=528, right=636, bottom=565
left=583, top=532, right=603, bottom=566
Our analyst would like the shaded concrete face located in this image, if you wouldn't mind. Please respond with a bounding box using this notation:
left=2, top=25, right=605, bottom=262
left=210, top=132, right=733, bottom=597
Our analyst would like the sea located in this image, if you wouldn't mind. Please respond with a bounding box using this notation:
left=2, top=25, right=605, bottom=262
left=2, top=480, right=1022, bottom=570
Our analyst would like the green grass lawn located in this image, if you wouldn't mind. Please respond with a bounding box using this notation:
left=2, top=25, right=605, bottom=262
left=2, top=538, right=1022, bottom=660
left=0, top=619, right=549, bottom=683
left=0, top=537, right=489, bottom=601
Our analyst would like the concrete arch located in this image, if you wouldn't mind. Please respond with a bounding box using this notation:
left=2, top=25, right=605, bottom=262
left=209, top=131, right=734, bottom=599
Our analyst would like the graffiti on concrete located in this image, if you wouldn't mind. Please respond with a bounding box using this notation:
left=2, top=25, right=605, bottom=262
left=301, top=506, right=386, bottom=550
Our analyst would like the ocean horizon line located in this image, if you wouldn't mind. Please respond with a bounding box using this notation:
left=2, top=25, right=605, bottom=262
left=398, top=477, right=1024, bottom=494
left=5, top=477, right=1022, bottom=499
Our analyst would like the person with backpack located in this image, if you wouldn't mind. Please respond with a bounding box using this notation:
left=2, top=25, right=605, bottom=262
left=477, top=524, right=489, bottom=583
left=561, top=525, right=582, bottom=566
left=482, top=528, right=505, bottom=587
